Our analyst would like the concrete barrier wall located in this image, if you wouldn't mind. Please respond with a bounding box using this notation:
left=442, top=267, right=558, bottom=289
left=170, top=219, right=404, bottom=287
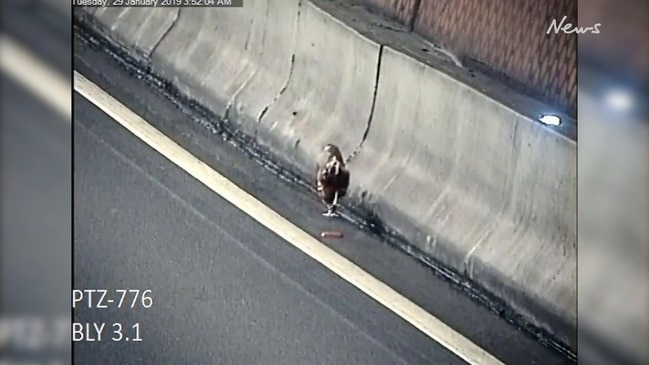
left=149, top=0, right=300, bottom=137
left=145, top=0, right=379, bottom=173
left=89, top=7, right=180, bottom=61
left=255, top=1, right=380, bottom=174
left=347, top=46, right=576, bottom=346
left=77, top=0, right=577, bottom=352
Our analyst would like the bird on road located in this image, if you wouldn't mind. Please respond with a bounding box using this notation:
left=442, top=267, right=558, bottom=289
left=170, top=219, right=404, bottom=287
left=314, top=143, right=350, bottom=217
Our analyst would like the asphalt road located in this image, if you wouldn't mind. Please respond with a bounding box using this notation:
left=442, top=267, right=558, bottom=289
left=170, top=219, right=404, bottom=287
left=70, top=20, right=574, bottom=365
left=74, top=92, right=463, bottom=365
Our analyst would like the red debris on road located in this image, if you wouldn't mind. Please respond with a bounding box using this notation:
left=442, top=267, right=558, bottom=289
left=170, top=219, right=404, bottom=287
left=320, top=231, right=344, bottom=238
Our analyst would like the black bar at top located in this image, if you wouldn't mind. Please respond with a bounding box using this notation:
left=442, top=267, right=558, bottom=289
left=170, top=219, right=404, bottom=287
left=72, top=0, right=244, bottom=7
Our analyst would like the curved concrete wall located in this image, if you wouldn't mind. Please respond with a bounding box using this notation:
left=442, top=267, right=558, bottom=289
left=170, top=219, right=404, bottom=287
left=90, top=6, right=179, bottom=60
left=347, top=46, right=576, bottom=346
left=256, top=1, right=380, bottom=174
left=150, top=0, right=300, bottom=136
left=143, top=0, right=381, bottom=177
left=77, top=0, right=577, bottom=353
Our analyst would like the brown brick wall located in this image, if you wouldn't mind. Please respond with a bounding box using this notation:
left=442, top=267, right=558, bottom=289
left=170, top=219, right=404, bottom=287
left=354, top=0, right=578, bottom=115
left=352, top=0, right=420, bottom=26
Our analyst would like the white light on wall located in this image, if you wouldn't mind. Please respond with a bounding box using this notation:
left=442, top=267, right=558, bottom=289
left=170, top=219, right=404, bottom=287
left=605, top=89, right=633, bottom=112
left=539, top=114, right=561, bottom=126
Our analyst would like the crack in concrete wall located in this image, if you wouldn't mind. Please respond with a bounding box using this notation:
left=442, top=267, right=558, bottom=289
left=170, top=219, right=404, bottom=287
left=242, top=17, right=255, bottom=51
left=224, top=3, right=271, bottom=123
left=346, top=44, right=384, bottom=165
left=149, top=7, right=180, bottom=61
left=254, top=0, right=303, bottom=142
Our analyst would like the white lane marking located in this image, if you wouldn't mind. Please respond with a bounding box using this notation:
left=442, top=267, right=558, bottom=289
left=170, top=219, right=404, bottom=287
left=74, top=70, right=506, bottom=365
left=0, top=34, right=71, bottom=121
